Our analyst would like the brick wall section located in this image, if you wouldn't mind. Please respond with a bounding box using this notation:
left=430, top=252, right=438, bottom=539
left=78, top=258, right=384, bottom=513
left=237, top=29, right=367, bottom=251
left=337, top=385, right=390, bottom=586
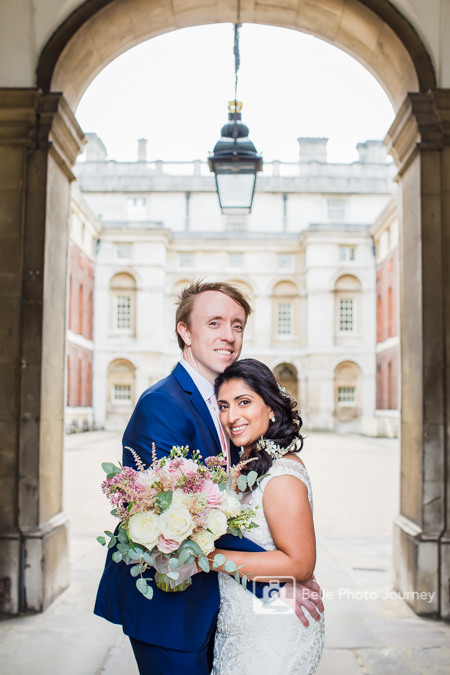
left=376, top=246, right=399, bottom=410
left=67, top=241, right=94, bottom=408
left=68, top=241, right=94, bottom=339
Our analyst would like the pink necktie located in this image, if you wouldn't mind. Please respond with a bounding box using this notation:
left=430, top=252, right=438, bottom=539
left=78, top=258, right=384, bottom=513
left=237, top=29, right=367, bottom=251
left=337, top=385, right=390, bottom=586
left=210, top=394, right=230, bottom=470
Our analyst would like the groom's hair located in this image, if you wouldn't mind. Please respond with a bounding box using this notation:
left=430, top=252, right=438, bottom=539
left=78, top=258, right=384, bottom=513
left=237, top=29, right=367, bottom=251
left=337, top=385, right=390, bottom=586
left=175, top=280, right=252, bottom=350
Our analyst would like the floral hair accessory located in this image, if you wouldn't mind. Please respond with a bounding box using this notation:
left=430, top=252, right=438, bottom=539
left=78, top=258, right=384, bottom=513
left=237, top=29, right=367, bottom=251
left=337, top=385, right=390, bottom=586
left=256, top=435, right=302, bottom=460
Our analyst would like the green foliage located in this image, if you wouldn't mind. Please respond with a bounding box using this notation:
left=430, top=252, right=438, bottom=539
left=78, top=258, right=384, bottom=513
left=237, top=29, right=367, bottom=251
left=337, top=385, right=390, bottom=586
left=136, top=578, right=153, bottom=599
left=112, top=551, right=123, bottom=563
left=101, top=462, right=122, bottom=479
left=212, top=553, right=226, bottom=569
left=96, top=536, right=106, bottom=546
left=197, top=555, right=210, bottom=573
left=155, top=490, right=173, bottom=512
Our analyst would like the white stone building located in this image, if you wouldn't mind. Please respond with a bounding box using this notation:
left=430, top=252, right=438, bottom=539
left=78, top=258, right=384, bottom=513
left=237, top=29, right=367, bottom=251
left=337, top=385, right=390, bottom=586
left=74, top=133, right=395, bottom=433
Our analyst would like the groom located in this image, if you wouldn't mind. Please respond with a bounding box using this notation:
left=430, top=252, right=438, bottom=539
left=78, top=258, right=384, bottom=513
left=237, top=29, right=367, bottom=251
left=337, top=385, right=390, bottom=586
left=94, top=280, right=323, bottom=674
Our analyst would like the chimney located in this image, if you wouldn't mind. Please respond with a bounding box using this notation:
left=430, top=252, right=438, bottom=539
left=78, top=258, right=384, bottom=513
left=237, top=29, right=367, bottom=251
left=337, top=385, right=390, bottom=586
left=297, top=137, right=328, bottom=163
left=138, top=138, right=148, bottom=162
left=85, top=133, right=107, bottom=161
left=356, top=140, right=387, bottom=163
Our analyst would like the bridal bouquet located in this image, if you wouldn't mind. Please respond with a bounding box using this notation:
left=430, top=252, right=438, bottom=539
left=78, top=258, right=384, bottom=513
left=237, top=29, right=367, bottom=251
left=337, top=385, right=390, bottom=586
left=97, top=445, right=258, bottom=599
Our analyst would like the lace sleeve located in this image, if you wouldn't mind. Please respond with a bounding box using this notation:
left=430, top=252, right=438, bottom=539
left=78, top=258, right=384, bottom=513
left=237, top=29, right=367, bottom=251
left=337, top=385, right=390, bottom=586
left=259, top=458, right=314, bottom=510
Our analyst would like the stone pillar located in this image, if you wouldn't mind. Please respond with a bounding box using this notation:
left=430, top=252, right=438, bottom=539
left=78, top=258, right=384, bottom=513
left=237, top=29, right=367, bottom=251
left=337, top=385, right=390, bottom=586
left=0, top=89, right=84, bottom=614
left=385, top=90, right=450, bottom=619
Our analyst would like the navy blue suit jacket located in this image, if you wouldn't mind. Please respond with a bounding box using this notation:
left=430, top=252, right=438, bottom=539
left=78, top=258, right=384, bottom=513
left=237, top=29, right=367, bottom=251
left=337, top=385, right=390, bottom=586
left=94, top=363, right=265, bottom=651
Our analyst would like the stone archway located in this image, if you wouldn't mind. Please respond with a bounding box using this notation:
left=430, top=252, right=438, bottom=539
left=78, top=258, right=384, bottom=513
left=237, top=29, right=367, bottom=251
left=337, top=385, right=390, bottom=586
left=2, top=0, right=449, bottom=621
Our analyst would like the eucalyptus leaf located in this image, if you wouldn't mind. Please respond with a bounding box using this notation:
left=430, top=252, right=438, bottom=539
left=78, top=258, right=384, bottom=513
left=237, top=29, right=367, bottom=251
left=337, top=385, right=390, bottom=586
left=234, top=570, right=240, bottom=582
left=178, top=549, right=193, bottom=565
left=107, top=536, right=117, bottom=549
left=237, top=475, right=248, bottom=491
left=128, top=549, right=142, bottom=561
left=104, top=530, right=114, bottom=537
left=168, top=557, right=179, bottom=569
left=101, top=462, right=120, bottom=475
left=155, top=490, right=173, bottom=512
left=110, top=508, right=117, bottom=517
left=117, top=529, right=129, bottom=544
left=136, top=578, right=149, bottom=596
left=213, top=553, right=226, bottom=569
left=242, top=575, right=248, bottom=589
left=130, top=565, right=142, bottom=577
left=96, top=536, right=106, bottom=546
left=112, top=551, right=123, bottom=563
left=117, top=543, right=130, bottom=554
left=198, top=555, right=210, bottom=573
left=142, top=551, right=153, bottom=565
left=167, top=571, right=179, bottom=580
left=184, top=540, right=202, bottom=556
left=247, top=470, right=258, bottom=488
left=224, top=560, right=237, bottom=573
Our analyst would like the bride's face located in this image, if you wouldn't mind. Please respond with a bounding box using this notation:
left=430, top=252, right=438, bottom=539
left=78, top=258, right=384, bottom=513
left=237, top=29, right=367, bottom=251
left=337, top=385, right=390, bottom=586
left=217, top=378, right=274, bottom=452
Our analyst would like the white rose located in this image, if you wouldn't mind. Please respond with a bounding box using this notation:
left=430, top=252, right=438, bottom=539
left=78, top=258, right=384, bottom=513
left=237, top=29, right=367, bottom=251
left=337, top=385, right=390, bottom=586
left=191, top=531, right=215, bottom=555
left=172, top=489, right=191, bottom=507
left=128, top=511, right=160, bottom=550
left=218, top=490, right=241, bottom=518
left=159, top=503, right=194, bottom=543
left=207, top=508, right=228, bottom=539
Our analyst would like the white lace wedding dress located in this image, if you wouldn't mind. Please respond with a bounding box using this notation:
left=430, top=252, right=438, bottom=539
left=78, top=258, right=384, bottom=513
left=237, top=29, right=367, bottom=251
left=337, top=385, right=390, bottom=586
left=213, top=458, right=325, bottom=675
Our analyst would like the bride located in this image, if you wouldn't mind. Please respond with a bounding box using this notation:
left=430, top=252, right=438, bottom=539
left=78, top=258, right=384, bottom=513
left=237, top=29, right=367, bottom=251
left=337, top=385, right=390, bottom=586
left=211, top=358, right=325, bottom=675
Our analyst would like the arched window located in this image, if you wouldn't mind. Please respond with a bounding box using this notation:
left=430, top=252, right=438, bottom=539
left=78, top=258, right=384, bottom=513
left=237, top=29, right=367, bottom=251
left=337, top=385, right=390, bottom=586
left=334, top=275, right=361, bottom=339
left=274, top=362, right=299, bottom=402
left=110, top=273, right=137, bottom=335
left=335, top=361, right=361, bottom=421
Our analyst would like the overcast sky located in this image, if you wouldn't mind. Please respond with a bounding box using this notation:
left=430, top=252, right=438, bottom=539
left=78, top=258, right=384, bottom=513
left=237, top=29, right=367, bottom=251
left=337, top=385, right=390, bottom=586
left=76, top=23, right=395, bottom=165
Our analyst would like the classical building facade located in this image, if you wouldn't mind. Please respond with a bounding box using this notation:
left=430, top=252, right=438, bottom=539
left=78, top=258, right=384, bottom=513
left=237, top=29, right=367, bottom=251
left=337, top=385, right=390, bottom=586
left=2, top=0, right=450, bottom=622
left=74, top=134, right=395, bottom=434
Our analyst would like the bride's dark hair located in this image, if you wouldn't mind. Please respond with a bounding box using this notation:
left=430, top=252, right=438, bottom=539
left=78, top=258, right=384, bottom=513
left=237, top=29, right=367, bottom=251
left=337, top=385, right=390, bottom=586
left=214, top=358, right=303, bottom=480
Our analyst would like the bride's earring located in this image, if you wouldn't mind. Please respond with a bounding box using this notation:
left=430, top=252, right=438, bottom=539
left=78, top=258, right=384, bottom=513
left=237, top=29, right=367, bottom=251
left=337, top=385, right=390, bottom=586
left=270, top=415, right=276, bottom=423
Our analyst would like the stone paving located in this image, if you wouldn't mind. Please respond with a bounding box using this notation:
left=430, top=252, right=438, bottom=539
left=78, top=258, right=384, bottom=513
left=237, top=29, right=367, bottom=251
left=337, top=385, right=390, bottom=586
left=0, top=430, right=449, bottom=674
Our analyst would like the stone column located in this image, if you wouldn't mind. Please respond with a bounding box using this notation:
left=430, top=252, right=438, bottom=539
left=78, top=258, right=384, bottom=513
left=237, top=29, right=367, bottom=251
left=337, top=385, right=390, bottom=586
left=0, top=89, right=84, bottom=614
left=385, top=90, right=450, bottom=619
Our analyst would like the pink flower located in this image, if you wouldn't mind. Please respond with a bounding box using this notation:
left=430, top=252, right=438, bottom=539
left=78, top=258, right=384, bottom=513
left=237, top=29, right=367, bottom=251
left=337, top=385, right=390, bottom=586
left=202, top=479, right=223, bottom=506
left=165, top=458, right=198, bottom=475
left=157, top=534, right=180, bottom=554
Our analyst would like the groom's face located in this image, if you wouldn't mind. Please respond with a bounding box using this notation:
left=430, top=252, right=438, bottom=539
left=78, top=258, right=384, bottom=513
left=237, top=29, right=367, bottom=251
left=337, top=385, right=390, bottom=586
left=177, top=290, right=246, bottom=383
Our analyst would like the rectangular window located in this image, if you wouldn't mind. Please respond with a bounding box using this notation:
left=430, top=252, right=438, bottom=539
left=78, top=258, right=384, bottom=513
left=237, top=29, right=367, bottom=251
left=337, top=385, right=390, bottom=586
left=228, top=253, right=244, bottom=268
left=277, top=303, right=292, bottom=335
left=327, top=199, right=345, bottom=220
left=127, top=197, right=147, bottom=220
left=113, top=384, right=131, bottom=402
left=116, top=243, right=132, bottom=259
left=115, top=296, right=131, bottom=329
left=339, top=298, right=354, bottom=332
left=338, top=386, right=356, bottom=404
left=339, top=246, right=356, bottom=261
left=179, top=252, right=194, bottom=268
left=278, top=254, right=294, bottom=270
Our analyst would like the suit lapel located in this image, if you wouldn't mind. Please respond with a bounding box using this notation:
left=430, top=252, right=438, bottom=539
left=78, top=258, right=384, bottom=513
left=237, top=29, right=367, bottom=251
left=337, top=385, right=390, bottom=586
left=172, top=363, right=221, bottom=453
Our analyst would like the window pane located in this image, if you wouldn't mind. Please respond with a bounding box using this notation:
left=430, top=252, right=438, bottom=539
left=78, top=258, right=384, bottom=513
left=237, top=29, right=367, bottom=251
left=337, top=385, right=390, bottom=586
left=277, top=302, right=292, bottom=335
left=327, top=199, right=345, bottom=220
left=278, top=254, right=294, bottom=270
left=115, top=296, right=131, bottom=329
left=113, top=384, right=131, bottom=401
left=338, top=386, right=356, bottom=404
left=339, top=246, right=355, bottom=261
left=116, top=243, right=132, bottom=259
left=339, top=298, right=354, bottom=331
